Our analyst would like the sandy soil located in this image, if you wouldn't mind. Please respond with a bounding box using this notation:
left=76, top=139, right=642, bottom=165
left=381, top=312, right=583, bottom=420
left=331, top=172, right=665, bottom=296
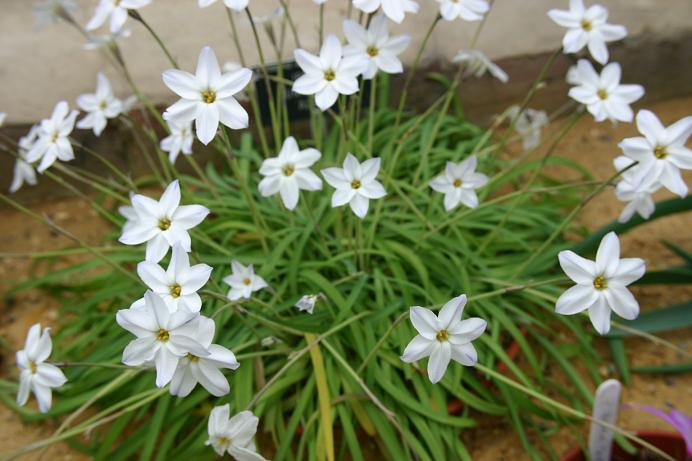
left=0, top=97, right=690, bottom=460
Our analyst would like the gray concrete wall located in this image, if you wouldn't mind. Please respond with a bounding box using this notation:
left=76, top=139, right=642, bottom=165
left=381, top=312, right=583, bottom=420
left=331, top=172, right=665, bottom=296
left=1, top=0, right=691, bottom=123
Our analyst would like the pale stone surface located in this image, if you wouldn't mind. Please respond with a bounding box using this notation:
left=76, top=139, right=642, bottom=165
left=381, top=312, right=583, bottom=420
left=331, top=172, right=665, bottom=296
left=1, top=0, right=690, bottom=122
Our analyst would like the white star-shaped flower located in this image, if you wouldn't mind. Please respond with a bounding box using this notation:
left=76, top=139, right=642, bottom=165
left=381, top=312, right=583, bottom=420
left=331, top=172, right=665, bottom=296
left=163, top=46, right=252, bottom=145
left=548, top=0, right=627, bottom=65
left=352, top=0, right=419, bottom=24
left=258, top=136, right=323, bottom=210
left=506, top=106, right=549, bottom=151
left=116, top=291, right=210, bottom=387
left=453, top=49, right=508, bottom=83
left=206, top=405, right=267, bottom=460
left=169, top=316, right=239, bottom=397
left=10, top=126, right=40, bottom=193
left=429, top=155, right=488, bottom=211
left=321, top=153, right=387, bottom=219
left=136, top=243, right=213, bottom=313
left=84, top=27, right=132, bottom=50
left=25, top=101, right=78, bottom=173
left=16, top=324, right=68, bottom=413
left=223, top=260, right=269, bottom=301
left=160, top=119, right=194, bottom=164
left=292, top=35, right=368, bottom=111
left=76, top=72, right=124, bottom=136
left=343, top=14, right=411, bottom=80
left=400, top=295, right=487, bottom=384
left=86, top=0, right=151, bottom=33
left=618, top=109, right=692, bottom=198
left=568, top=60, right=644, bottom=123
left=294, top=294, right=321, bottom=314
left=198, top=0, right=248, bottom=11
left=437, top=0, right=488, bottom=22
left=34, top=0, right=78, bottom=30
left=613, top=156, right=659, bottom=223
left=118, top=180, right=210, bottom=263
left=557, top=231, right=645, bottom=335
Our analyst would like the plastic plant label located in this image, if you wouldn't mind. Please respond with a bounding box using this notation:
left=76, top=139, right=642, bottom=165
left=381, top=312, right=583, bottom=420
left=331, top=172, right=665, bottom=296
left=589, top=379, right=622, bottom=461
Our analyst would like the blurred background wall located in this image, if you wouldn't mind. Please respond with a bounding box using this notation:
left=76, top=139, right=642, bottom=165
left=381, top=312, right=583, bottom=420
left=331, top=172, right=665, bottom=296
left=1, top=0, right=692, bottom=124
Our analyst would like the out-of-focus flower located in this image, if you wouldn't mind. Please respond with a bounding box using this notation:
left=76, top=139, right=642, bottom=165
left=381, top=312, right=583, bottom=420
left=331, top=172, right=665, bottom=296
left=295, top=294, right=321, bottom=314
left=118, top=180, right=210, bottom=262
left=453, top=49, right=508, bottom=83
left=613, top=156, right=659, bottom=223
left=618, top=109, right=692, bottom=198
left=223, top=260, right=268, bottom=301
left=76, top=72, right=124, bottom=136
left=556, top=232, right=645, bottom=335
left=10, top=126, right=40, bottom=193
left=198, top=0, right=248, bottom=12
left=632, top=405, right=692, bottom=458
left=343, top=14, right=411, bottom=80
left=400, top=294, right=487, bottom=384
left=160, top=119, right=194, bottom=164
left=136, top=243, right=212, bottom=313
left=34, top=0, right=78, bottom=30
left=116, top=291, right=210, bottom=387
left=163, top=46, right=252, bottom=145
left=352, top=0, right=419, bottom=24
left=16, top=323, right=68, bottom=413
left=25, top=101, right=78, bottom=173
left=206, top=405, right=268, bottom=460
left=322, top=153, right=386, bottom=219
left=506, top=106, right=549, bottom=151
left=87, top=0, right=152, bottom=33
left=429, top=155, right=488, bottom=211
left=169, top=316, right=239, bottom=397
left=568, top=60, right=644, bottom=123
left=84, top=27, right=132, bottom=50
left=548, top=0, right=627, bottom=65
left=293, top=35, right=367, bottom=111
left=258, top=136, right=322, bottom=210
left=0, top=112, right=6, bottom=127
left=437, top=0, right=488, bottom=22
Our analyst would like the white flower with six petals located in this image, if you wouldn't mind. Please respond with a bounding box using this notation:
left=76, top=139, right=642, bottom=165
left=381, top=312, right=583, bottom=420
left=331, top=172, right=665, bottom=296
left=321, top=153, right=387, bottom=219
left=160, top=119, right=194, bottom=164
left=76, top=72, right=124, bottom=136
left=437, top=0, right=488, bottom=22
left=86, top=0, right=151, bottom=33
left=223, top=260, right=269, bottom=301
left=613, top=156, right=658, bottom=223
left=25, top=101, right=78, bottom=173
left=206, top=405, right=267, bottom=460
left=556, top=231, right=645, bottom=335
left=453, top=49, right=508, bottom=83
left=10, top=126, right=40, bottom=193
left=429, top=155, right=488, bottom=211
left=400, top=295, right=487, bottom=384
left=352, top=0, right=419, bottom=24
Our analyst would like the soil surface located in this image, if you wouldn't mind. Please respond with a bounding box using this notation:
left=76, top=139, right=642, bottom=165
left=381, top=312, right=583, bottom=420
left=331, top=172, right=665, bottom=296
left=1, top=97, right=691, bottom=460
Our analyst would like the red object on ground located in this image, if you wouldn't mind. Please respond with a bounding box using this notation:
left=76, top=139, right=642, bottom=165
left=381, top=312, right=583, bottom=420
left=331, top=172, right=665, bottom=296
left=560, top=431, right=688, bottom=461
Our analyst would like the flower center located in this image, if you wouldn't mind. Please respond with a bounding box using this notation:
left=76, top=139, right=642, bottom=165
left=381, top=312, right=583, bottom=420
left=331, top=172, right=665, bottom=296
left=654, top=145, right=668, bottom=159
left=169, top=283, right=182, bottom=298
left=366, top=45, right=379, bottom=57
left=217, top=436, right=231, bottom=448
left=282, top=164, right=295, bottom=176
left=453, top=179, right=462, bottom=188
left=201, top=89, right=216, bottom=104
left=580, top=19, right=592, bottom=31
left=29, top=361, right=37, bottom=374
left=186, top=353, right=200, bottom=362
left=156, top=328, right=170, bottom=342
left=158, top=218, right=171, bottom=230
left=324, top=69, right=336, bottom=81
left=99, top=100, right=107, bottom=110
left=593, top=275, right=608, bottom=290
left=243, top=277, right=252, bottom=286
left=50, top=131, right=59, bottom=143
left=597, top=89, right=608, bottom=100
left=351, top=179, right=361, bottom=189
left=436, top=329, right=449, bottom=342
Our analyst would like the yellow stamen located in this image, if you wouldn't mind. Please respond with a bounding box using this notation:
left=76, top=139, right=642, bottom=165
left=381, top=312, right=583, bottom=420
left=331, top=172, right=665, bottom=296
left=156, top=328, right=170, bottom=342
left=593, top=275, right=608, bottom=290
left=29, top=361, right=37, bottom=374
left=324, top=69, right=336, bottom=81
left=453, top=179, right=462, bottom=188
left=366, top=46, right=379, bottom=57
left=581, top=19, right=592, bottom=31
left=654, top=145, right=667, bottom=159
left=158, top=218, right=171, bottom=230
left=351, top=179, right=361, bottom=189
left=201, top=89, right=216, bottom=104
left=597, top=89, right=608, bottom=100
left=186, top=353, right=200, bottom=362
left=243, top=278, right=252, bottom=286
left=282, top=164, right=295, bottom=176
left=436, top=330, right=449, bottom=342
left=170, top=284, right=182, bottom=298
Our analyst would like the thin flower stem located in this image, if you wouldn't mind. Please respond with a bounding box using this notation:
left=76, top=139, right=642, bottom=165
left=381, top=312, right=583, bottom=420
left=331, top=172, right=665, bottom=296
left=0, top=194, right=141, bottom=284
left=52, top=163, right=129, bottom=204
left=71, top=140, right=139, bottom=190
left=277, top=0, right=302, bottom=48
left=128, top=11, right=179, bottom=69
left=245, top=7, right=282, bottom=148
left=511, top=161, right=639, bottom=279
left=367, top=74, right=377, bottom=156
left=244, top=311, right=372, bottom=411
left=184, top=154, right=221, bottom=200
left=392, top=15, right=441, bottom=130
left=475, top=364, right=676, bottom=461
